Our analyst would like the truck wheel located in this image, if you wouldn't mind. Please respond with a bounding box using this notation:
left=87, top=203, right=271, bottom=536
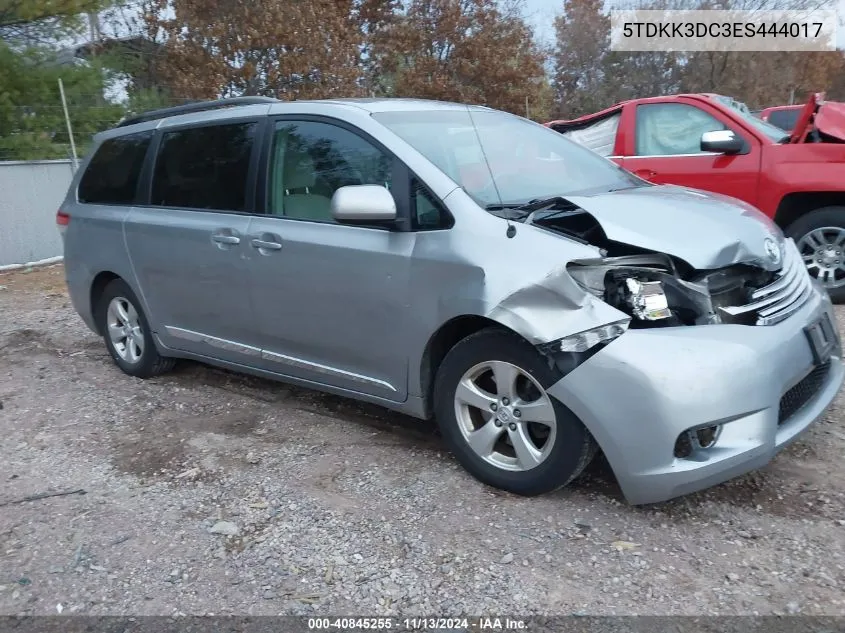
left=433, top=327, right=596, bottom=496
left=786, top=206, right=845, bottom=303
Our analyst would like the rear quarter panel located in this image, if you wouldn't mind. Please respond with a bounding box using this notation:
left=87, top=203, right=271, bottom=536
left=61, top=150, right=141, bottom=334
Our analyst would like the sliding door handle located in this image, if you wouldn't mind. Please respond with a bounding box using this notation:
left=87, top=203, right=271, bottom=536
left=251, top=239, right=282, bottom=251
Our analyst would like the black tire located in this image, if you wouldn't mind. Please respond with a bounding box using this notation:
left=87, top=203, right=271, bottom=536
left=785, top=206, right=845, bottom=303
left=95, top=278, right=175, bottom=378
left=433, top=327, right=596, bottom=496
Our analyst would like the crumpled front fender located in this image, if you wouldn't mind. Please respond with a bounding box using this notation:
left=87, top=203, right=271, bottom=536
left=486, top=265, right=629, bottom=345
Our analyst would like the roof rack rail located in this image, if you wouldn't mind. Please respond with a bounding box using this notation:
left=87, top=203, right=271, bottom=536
left=117, top=96, right=279, bottom=128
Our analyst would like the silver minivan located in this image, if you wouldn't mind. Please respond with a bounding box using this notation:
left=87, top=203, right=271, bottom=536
left=59, top=97, right=844, bottom=504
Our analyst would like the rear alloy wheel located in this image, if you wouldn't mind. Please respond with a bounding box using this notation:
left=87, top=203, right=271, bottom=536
left=97, top=279, right=175, bottom=378
left=434, top=327, right=596, bottom=496
left=786, top=206, right=845, bottom=303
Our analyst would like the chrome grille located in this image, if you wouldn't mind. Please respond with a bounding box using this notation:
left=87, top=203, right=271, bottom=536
left=720, top=239, right=813, bottom=326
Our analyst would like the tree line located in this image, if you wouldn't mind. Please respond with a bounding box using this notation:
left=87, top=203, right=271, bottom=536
left=1, top=0, right=843, bottom=159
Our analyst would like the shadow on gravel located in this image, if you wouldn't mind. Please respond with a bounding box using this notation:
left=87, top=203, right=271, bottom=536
left=166, top=360, right=441, bottom=445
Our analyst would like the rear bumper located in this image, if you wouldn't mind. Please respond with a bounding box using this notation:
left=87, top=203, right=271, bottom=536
left=547, top=281, right=843, bottom=505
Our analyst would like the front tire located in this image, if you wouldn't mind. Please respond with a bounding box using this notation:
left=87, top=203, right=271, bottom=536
left=786, top=206, right=845, bottom=303
left=433, top=327, right=596, bottom=496
left=96, top=279, right=175, bottom=378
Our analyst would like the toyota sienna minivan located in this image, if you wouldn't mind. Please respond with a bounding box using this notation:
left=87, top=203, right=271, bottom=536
left=58, top=97, right=844, bottom=504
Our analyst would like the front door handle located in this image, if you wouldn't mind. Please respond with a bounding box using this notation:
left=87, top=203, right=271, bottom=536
left=251, top=239, right=282, bottom=251
left=634, top=169, right=658, bottom=179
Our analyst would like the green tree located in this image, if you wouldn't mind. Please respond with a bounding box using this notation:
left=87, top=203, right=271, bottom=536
left=0, top=43, right=123, bottom=160
left=0, top=0, right=110, bottom=44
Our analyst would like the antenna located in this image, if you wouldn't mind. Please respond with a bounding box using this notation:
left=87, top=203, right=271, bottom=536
left=465, top=106, right=516, bottom=239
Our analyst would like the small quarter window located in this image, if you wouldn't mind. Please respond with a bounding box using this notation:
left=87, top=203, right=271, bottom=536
left=412, top=180, right=452, bottom=230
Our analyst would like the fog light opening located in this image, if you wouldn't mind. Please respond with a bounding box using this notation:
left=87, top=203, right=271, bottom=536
left=674, top=425, right=723, bottom=458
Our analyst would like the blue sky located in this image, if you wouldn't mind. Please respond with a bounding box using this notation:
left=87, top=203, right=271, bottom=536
left=521, top=0, right=845, bottom=48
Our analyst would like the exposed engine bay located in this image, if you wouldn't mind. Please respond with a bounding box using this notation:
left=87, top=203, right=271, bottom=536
left=527, top=206, right=781, bottom=328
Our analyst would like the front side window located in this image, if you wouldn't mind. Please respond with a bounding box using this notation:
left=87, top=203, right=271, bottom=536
left=373, top=108, right=641, bottom=208
left=151, top=122, right=257, bottom=211
left=635, top=103, right=727, bottom=156
left=269, top=120, right=392, bottom=222
left=78, top=131, right=152, bottom=204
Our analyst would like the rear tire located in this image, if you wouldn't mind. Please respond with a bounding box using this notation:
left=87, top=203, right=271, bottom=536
left=433, top=327, right=596, bottom=496
left=96, top=279, right=175, bottom=378
left=785, top=206, right=845, bottom=303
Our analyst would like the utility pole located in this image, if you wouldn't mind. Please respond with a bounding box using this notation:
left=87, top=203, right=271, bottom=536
left=58, top=78, right=79, bottom=173
left=525, top=95, right=530, bottom=120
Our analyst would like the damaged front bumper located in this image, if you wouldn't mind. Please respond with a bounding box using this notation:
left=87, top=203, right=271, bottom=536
left=546, top=280, right=843, bottom=505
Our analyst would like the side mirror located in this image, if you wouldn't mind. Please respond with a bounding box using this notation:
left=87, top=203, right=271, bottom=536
left=331, top=185, right=397, bottom=223
left=700, top=130, right=743, bottom=155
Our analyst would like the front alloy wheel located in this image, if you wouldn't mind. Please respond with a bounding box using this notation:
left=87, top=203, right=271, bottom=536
left=454, top=360, right=557, bottom=472
left=785, top=206, right=845, bottom=303
left=434, top=327, right=596, bottom=496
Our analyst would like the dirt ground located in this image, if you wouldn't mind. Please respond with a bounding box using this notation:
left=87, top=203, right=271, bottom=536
left=1, top=264, right=844, bottom=617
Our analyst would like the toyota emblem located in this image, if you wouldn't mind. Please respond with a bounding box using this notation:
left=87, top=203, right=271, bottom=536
left=764, top=238, right=781, bottom=266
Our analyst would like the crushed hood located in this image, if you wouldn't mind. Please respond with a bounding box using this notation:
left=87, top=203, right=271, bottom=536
left=561, top=185, right=785, bottom=271
left=812, top=99, right=845, bottom=141
left=789, top=92, right=845, bottom=142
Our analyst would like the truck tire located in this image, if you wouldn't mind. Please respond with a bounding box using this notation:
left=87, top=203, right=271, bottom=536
left=786, top=206, right=845, bottom=303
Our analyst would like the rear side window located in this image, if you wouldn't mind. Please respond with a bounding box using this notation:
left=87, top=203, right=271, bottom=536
left=559, top=113, right=620, bottom=157
left=151, top=122, right=258, bottom=211
left=78, top=131, right=152, bottom=204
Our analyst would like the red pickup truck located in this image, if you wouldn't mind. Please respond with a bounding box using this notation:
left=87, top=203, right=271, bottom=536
left=546, top=93, right=845, bottom=300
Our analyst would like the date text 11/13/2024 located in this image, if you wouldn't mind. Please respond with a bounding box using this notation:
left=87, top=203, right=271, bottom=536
left=307, top=617, right=528, bottom=630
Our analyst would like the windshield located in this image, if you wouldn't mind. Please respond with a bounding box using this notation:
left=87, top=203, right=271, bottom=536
left=372, top=108, right=643, bottom=208
left=713, top=95, right=790, bottom=142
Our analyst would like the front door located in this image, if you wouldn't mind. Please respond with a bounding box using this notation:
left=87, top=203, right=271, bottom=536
left=245, top=118, right=414, bottom=401
left=125, top=119, right=262, bottom=363
left=623, top=102, right=761, bottom=207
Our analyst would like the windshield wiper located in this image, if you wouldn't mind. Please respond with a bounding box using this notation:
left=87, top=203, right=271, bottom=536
left=485, top=196, right=575, bottom=220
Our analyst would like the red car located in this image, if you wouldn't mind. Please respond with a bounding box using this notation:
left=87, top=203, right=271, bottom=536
left=546, top=93, right=845, bottom=300
left=758, top=104, right=804, bottom=131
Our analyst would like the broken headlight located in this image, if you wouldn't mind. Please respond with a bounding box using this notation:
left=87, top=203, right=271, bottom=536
left=568, top=260, right=674, bottom=323
left=622, top=278, right=671, bottom=321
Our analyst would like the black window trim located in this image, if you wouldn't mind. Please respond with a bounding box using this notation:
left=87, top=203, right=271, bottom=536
left=76, top=129, right=156, bottom=206
left=135, top=115, right=265, bottom=215
left=633, top=102, right=751, bottom=157
left=258, top=114, right=424, bottom=232
left=410, top=177, right=454, bottom=232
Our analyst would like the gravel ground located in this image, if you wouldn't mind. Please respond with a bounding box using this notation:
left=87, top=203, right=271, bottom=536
left=1, top=263, right=845, bottom=617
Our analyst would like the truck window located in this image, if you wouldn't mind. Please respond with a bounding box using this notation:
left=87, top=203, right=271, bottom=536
left=768, top=109, right=800, bottom=132
left=635, top=103, right=726, bottom=156
left=560, top=113, right=620, bottom=157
